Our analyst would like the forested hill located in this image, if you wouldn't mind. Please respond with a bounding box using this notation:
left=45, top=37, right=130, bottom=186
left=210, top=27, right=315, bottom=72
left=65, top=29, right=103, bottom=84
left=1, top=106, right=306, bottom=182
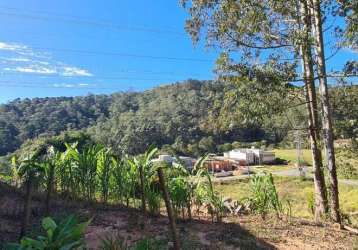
left=0, top=94, right=112, bottom=155
left=0, top=79, right=357, bottom=156
left=0, top=80, right=268, bottom=156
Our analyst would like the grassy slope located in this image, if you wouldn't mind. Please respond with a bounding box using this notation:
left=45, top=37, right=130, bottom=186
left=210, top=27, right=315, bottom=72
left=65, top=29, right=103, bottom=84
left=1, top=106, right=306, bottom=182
left=215, top=176, right=358, bottom=222
left=273, top=149, right=313, bottom=165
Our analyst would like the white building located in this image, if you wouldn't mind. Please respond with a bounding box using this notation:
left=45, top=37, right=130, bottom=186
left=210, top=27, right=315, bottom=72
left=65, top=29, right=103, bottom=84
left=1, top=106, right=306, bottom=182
left=224, top=148, right=275, bottom=165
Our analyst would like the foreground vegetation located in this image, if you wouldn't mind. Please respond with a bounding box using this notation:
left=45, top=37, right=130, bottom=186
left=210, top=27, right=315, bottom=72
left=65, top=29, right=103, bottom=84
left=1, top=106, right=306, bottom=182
left=216, top=176, right=358, bottom=226
left=1, top=144, right=229, bottom=247
left=1, top=141, right=357, bottom=249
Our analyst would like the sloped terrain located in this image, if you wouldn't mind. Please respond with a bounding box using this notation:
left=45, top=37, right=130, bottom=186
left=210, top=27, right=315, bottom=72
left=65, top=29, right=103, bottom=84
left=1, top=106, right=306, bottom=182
left=0, top=182, right=357, bottom=249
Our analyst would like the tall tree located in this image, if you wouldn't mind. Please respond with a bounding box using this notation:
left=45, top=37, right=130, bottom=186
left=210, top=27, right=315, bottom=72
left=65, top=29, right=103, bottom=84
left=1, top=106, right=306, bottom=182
left=310, top=0, right=341, bottom=223
left=299, top=0, right=329, bottom=218
left=180, top=0, right=329, bottom=219
left=337, top=0, right=358, bottom=50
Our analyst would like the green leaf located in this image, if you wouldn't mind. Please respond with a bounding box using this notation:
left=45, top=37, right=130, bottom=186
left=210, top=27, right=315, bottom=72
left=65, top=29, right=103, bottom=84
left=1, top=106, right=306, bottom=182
left=42, top=217, right=57, bottom=232
left=3, top=243, right=22, bottom=250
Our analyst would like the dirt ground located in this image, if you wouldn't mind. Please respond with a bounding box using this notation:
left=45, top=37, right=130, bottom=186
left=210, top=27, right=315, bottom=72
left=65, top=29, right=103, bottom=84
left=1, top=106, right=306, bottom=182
left=1, top=182, right=357, bottom=250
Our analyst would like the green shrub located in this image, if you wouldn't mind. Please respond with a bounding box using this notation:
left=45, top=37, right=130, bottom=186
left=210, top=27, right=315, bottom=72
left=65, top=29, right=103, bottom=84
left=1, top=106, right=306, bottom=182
left=99, top=235, right=165, bottom=250
left=336, top=148, right=358, bottom=180
left=5, top=215, right=91, bottom=250
left=305, top=190, right=315, bottom=216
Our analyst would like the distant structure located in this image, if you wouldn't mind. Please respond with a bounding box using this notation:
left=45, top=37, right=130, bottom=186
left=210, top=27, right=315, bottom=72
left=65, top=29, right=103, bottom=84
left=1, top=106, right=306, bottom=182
left=203, top=156, right=246, bottom=172
left=153, top=148, right=275, bottom=174
left=153, top=154, right=196, bottom=169
left=223, top=148, right=275, bottom=165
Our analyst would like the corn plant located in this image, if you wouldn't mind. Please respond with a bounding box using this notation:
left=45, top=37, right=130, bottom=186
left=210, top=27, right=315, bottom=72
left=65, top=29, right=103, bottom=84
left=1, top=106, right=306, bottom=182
left=62, top=146, right=100, bottom=201
left=97, top=148, right=113, bottom=203
left=247, top=173, right=283, bottom=219
left=79, top=146, right=101, bottom=201
left=57, top=142, right=79, bottom=198
left=146, top=186, right=161, bottom=215
left=112, top=158, right=138, bottom=207
left=168, top=176, right=191, bottom=219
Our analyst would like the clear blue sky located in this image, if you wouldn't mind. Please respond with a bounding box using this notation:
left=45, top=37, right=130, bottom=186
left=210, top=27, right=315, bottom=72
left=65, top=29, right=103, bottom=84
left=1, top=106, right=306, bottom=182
left=0, top=0, right=356, bottom=103
left=0, top=0, right=218, bottom=103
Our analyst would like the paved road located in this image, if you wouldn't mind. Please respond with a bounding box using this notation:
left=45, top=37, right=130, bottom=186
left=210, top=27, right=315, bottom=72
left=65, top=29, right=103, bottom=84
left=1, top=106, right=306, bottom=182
left=272, top=168, right=358, bottom=186
left=213, top=167, right=358, bottom=187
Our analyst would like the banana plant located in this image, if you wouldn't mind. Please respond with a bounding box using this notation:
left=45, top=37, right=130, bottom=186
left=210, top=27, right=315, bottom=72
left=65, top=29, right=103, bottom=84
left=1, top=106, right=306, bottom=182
left=43, top=146, right=63, bottom=215
left=10, top=155, right=21, bottom=187
left=127, top=146, right=158, bottom=215
left=17, top=154, right=45, bottom=238
left=190, top=155, right=224, bottom=222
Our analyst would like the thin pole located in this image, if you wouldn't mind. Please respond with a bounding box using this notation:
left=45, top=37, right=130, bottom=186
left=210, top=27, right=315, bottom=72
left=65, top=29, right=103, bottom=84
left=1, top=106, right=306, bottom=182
left=157, top=167, right=180, bottom=250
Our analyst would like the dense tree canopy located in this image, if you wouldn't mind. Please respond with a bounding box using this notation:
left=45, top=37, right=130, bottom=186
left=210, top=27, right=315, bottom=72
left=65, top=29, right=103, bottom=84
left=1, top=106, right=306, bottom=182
left=0, top=79, right=357, bottom=157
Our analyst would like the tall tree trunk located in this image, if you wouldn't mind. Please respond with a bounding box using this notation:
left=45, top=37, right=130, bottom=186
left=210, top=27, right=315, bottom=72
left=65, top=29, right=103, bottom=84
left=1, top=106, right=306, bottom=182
left=20, top=176, right=33, bottom=239
left=45, top=163, right=55, bottom=215
left=157, top=167, right=180, bottom=250
left=139, top=166, right=147, bottom=216
left=299, top=0, right=328, bottom=220
left=310, top=0, right=341, bottom=224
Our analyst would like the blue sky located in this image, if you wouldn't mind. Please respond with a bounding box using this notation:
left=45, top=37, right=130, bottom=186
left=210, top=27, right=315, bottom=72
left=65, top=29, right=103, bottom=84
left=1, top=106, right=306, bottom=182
left=0, top=0, right=356, bottom=103
left=0, top=0, right=218, bottom=103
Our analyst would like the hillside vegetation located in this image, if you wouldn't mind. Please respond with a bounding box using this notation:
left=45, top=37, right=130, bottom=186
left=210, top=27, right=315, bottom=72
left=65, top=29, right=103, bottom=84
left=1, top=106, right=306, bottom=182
left=1, top=80, right=357, bottom=157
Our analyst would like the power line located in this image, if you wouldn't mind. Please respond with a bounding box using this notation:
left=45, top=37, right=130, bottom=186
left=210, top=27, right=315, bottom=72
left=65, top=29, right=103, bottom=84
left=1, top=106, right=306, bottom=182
left=0, top=42, right=213, bottom=62
left=0, top=81, right=135, bottom=90
left=0, top=72, right=194, bottom=82
left=0, top=7, right=186, bottom=36
left=0, top=27, right=167, bottom=45
left=16, top=46, right=213, bottom=62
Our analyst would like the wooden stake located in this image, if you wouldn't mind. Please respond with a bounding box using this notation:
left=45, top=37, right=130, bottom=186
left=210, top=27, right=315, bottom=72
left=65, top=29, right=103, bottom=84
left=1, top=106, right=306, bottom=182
left=157, top=167, right=180, bottom=250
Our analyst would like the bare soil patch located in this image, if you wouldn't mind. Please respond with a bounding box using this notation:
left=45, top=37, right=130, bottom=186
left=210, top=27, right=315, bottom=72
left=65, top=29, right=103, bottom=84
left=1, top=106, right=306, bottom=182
left=0, top=182, right=357, bottom=249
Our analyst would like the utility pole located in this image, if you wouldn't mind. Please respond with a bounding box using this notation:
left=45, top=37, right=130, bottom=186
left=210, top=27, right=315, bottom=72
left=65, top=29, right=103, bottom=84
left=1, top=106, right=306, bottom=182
left=294, top=130, right=306, bottom=178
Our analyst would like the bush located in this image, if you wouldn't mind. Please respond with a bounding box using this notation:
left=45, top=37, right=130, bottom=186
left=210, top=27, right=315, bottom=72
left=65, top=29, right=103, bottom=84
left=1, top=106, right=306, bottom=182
left=5, top=215, right=91, bottom=250
left=336, top=148, right=358, bottom=180
left=217, top=143, right=233, bottom=153
left=99, top=235, right=166, bottom=250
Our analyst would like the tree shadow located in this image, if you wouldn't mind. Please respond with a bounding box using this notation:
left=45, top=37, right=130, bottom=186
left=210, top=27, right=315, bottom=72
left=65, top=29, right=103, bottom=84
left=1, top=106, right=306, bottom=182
left=176, top=218, right=276, bottom=250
